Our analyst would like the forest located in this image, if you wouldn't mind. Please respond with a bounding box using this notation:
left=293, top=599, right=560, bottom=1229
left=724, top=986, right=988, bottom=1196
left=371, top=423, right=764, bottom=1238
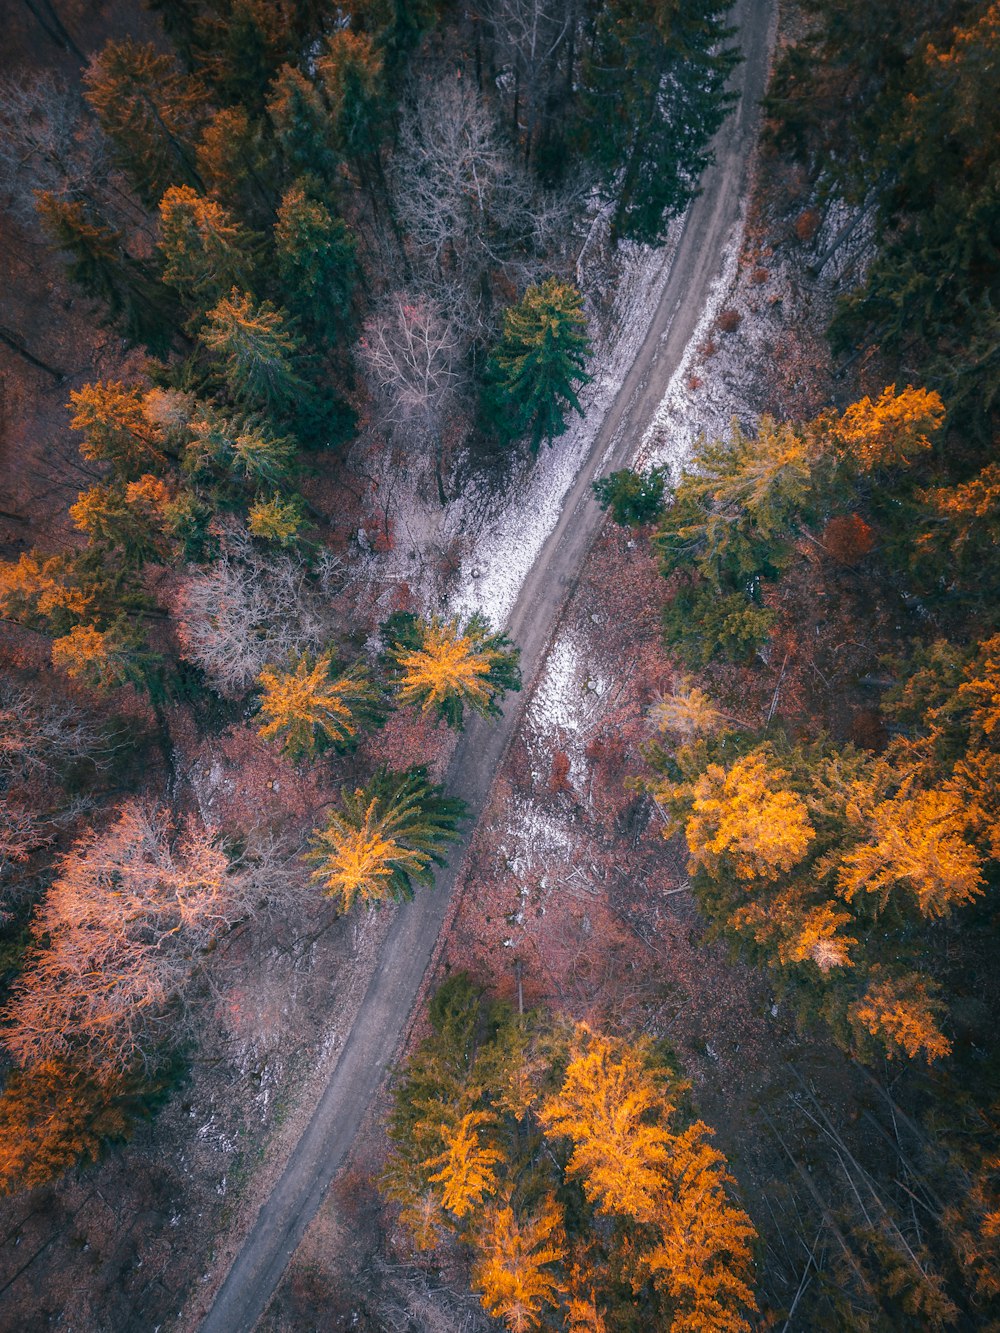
left=0, top=0, right=997, bottom=1329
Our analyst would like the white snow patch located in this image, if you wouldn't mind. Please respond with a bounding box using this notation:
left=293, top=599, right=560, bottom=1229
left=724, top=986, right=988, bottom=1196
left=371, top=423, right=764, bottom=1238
left=448, top=223, right=687, bottom=628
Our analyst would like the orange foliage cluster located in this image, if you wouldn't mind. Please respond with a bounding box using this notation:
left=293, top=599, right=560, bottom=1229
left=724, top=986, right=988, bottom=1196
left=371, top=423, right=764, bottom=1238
left=385, top=979, right=757, bottom=1331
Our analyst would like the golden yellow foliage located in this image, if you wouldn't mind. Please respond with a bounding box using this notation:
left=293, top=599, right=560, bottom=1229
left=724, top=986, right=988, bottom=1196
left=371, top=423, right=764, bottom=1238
left=650, top=678, right=722, bottom=739
left=836, top=384, right=944, bottom=471
left=0, top=552, right=90, bottom=621
left=836, top=787, right=984, bottom=918
left=311, top=806, right=413, bottom=910
left=396, top=618, right=494, bottom=715
left=565, top=1290, right=608, bottom=1332
left=396, top=1186, right=450, bottom=1252
left=850, top=971, right=951, bottom=1062
left=641, top=1121, right=757, bottom=1331
left=425, top=1110, right=503, bottom=1218
left=681, top=751, right=815, bottom=882
left=733, top=891, right=857, bottom=973
left=472, top=1195, right=567, bottom=1332
left=51, top=624, right=124, bottom=689
left=956, top=633, right=1000, bottom=740
left=257, top=653, right=377, bottom=759
left=247, top=494, right=304, bottom=546
left=0, top=1059, right=135, bottom=1196
left=539, top=1027, right=676, bottom=1223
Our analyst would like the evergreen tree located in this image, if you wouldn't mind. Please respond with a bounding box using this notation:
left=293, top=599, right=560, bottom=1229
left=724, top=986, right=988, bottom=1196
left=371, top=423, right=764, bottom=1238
left=256, top=651, right=382, bottom=759
left=0, top=1059, right=152, bottom=1196
left=196, top=105, right=277, bottom=228
left=247, top=493, right=306, bottom=546
left=83, top=38, right=208, bottom=205
left=200, top=288, right=306, bottom=409
left=487, top=278, right=592, bottom=451
left=69, top=381, right=168, bottom=479
left=158, top=185, right=256, bottom=309
left=190, top=0, right=298, bottom=112
left=50, top=619, right=157, bottom=693
left=306, top=767, right=464, bottom=910
left=383, top=612, right=521, bottom=729
left=266, top=64, right=339, bottom=178
left=593, top=466, right=667, bottom=527
left=473, top=1197, right=568, bottom=1331
left=575, top=0, right=739, bottom=243
left=274, top=180, right=357, bottom=342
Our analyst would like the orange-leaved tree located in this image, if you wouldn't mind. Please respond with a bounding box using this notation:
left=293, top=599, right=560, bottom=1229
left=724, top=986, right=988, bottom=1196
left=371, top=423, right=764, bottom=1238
left=306, top=767, right=463, bottom=910
left=425, top=1109, right=503, bottom=1218
left=472, top=1195, right=567, bottom=1332
left=256, top=650, right=382, bottom=759
left=383, top=611, right=521, bottom=729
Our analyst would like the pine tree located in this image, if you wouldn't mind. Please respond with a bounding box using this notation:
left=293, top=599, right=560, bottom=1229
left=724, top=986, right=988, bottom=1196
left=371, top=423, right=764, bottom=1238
left=306, top=767, right=463, bottom=911
left=835, top=384, right=945, bottom=472
left=0, top=1060, right=144, bottom=1196
left=69, top=480, right=171, bottom=566
left=848, top=968, right=951, bottom=1063
left=83, top=38, right=208, bottom=205
left=274, top=180, right=357, bottom=342
left=575, top=0, right=738, bottom=243
left=266, top=64, right=338, bottom=178
left=836, top=786, right=984, bottom=919
left=472, top=1196, right=567, bottom=1333
left=190, top=0, right=298, bottom=112
left=672, top=750, right=816, bottom=882
left=247, top=493, right=306, bottom=546
left=487, top=278, right=592, bottom=451
left=50, top=620, right=154, bottom=692
left=200, top=288, right=306, bottom=409
left=539, top=1027, right=678, bottom=1224
left=158, top=185, right=256, bottom=308
left=0, top=552, right=91, bottom=630
left=384, top=612, right=521, bottom=729
left=256, top=651, right=382, bottom=759
left=593, top=466, right=667, bottom=527
left=640, top=1121, right=758, bottom=1331
left=196, top=106, right=277, bottom=228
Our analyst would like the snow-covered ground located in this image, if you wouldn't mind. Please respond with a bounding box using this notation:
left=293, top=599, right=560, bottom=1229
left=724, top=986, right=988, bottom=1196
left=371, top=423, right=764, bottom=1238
left=352, top=214, right=688, bottom=631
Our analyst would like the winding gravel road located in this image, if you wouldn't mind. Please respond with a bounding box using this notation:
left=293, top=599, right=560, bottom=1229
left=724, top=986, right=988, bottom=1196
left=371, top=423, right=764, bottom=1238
left=198, top=3, right=776, bottom=1326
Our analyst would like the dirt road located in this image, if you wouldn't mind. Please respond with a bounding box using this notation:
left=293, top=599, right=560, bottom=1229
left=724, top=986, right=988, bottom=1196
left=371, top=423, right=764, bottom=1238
left=197, top=3, right=776, bottom=1326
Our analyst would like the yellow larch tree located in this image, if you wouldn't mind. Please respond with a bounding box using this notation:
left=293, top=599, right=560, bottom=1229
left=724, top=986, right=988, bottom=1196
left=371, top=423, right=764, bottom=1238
left=678, top=750, right=815, bottom=882
left=256, top=652, right=381, bottom=760
left=849, top=969, right=951, bottom=1062
left=306, top=768, right=463, bottom=911
left=0, top=552, right=91, bottom=626
left=425, top=1109, right=503, bottom=1218
left=836, top=786, right=984, bottom=918
left=472, top=1195, right=567, bottom=1332
left=387, top=612, right=521, bottom=729
left=641, top=1121, right=758, bottom=1332
left=539, top=1026, right=676, bottom=1223
left=835, top=384, right=945, bottom=472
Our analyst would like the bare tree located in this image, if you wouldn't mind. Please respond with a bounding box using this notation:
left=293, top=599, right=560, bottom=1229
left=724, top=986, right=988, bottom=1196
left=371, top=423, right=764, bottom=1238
left=171, top=527, right=343, bottom=695
left=1, top=801, right=264, bottom=1073
left=0, top=71, right=110, bottom=227
left=357, top=291, right=466, bottom=502
left=0, top=680, right=105, bottom=783
left=478, top=0, right=579, bottom=163
left=390, top=71, right=573, bottom=343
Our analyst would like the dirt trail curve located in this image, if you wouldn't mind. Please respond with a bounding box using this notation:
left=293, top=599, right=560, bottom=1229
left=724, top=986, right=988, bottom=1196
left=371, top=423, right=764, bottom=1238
left=197, top=4, right=776, bottom=1327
